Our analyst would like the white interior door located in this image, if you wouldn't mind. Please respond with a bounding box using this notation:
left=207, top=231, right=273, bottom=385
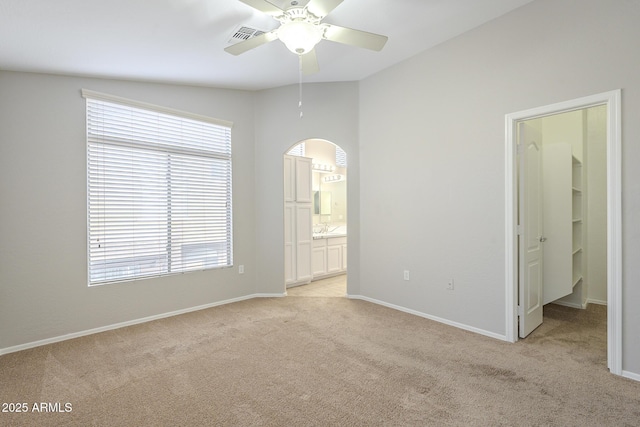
left=542, top=143, right=574, bottom=304
left=519, top=121, right=544, bottom=338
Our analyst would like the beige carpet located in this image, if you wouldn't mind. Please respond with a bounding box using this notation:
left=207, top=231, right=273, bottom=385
left=1, top=278, right=639, bottom=426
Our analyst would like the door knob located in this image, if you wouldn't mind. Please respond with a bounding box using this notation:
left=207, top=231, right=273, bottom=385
left=539, top=236, right=547, bottom=242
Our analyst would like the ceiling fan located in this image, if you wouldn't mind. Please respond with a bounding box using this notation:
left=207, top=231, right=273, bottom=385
left=225, top=0, right=388, bottom=75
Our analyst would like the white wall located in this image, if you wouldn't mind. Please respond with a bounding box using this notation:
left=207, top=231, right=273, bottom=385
left=358, top=0, right=640, bottom=375
left=0, top=72, right=257, bottom=349
left=541, top=110, right=584, bottom=162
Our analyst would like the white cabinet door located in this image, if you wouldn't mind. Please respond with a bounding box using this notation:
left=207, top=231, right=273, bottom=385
left=295, top=204, right=313, bottom=283
left=285, top=155, right=312, bottom=203
left=327, top=244, right=342, bottom=274
left=284, top=203, right=296, bottom=285
left=295, top=157, right=312, bottom=203
left=284, top=155, right=295, bottom=203
left=342, top=244, right=347, bottom=272
left=284, top=155, right=313, bottom=286
left=312, top=245, right=327, bottom=277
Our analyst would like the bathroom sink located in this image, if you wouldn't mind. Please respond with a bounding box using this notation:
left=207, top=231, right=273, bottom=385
left=313, top=225, right=347, bottom=239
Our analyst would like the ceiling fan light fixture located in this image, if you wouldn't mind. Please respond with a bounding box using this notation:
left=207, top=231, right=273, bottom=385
left=277, top=21, right=323, bottom=55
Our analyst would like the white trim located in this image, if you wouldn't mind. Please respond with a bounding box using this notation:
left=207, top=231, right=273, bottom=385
left=348, top=295, right=507, bottom=342
left=552, top=301, right=587, bottom=310
left=81, top=89, right=234, bottom=128
left=253, top=292, right=287, bottom=298
left=0, top=293, right=285, bottom=356
left=587, top=298, right=607, bottom=306
left=504, top=90, right=622, bottom=375
left=505, top=111, right=518, bottom=343
left=606, top=90, right=623, bottom=376
left=622, top=370, right=640, bottom=382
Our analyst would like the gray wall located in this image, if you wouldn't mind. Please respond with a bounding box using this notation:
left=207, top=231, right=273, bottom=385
left=358, top=0, right=640, bottom=374
left=0, top=72, right=257, bottom=348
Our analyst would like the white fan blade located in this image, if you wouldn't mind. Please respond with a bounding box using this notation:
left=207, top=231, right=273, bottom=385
left=301, top=49, right=320, bottom=75
left=306, top=0, right=343, bottom=19
left=238, top=0, right=283, bottom=16
left=225, top=31, right=279, bottom=55
left=323, top=24, right=388, bottom=51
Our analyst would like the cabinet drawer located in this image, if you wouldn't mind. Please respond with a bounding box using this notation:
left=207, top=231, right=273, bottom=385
left=313, top=239, right=327, bottom=248
left=327, top=236, right=347, bottom=246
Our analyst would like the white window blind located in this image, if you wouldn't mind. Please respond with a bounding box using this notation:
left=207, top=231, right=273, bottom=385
left=287, top=142, right=305, bottom=157
left=336, top=146, right=347, bottom=168
left=84, top=90, right=233, bottom=285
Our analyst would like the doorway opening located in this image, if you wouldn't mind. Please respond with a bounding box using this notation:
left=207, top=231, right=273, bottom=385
left=283, top=138, right=348, bottom=297
left=505, top=90, right=622, bottom=375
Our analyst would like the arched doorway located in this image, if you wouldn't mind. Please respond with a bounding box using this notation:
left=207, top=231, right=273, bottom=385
left=283, top=138, right=348, bottom=296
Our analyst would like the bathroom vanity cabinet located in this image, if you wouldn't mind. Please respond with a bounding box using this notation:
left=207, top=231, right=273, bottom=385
left=312, top=236, right=347, bottom=279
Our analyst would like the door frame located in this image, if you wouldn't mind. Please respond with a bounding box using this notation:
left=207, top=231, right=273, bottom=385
left=504, top=90, right=622, bottom=375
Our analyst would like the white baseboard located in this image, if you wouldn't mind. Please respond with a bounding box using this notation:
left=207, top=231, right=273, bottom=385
left=551, top=300, right=586, bottom=309
left=347, top=294, right=507, bottom=342
left=254, top=292, right=287, bottom=298
left=622, top=370, right=640, bottom=382
left=0, top=292, right=286, bottom=356
left=552, top=298, right=607, bottom=310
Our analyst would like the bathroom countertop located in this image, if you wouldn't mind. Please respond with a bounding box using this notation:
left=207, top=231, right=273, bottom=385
left=313, top=232, right=347, bottom=240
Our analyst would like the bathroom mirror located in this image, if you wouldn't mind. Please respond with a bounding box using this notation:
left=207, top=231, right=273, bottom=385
left=313, top=191, right=332, bottom=215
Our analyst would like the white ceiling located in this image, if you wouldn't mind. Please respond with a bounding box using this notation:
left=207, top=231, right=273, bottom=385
left=0, top=0, right=534, bottom=91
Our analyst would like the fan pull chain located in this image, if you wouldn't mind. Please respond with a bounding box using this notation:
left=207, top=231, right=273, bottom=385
left=298, top=55, right=303, bottom=119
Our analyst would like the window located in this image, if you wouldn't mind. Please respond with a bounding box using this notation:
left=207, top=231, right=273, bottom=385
left=287, top=142, right=305, bottom=157
left=336, top=145, right=347, bottom=168
left=83, top=90, right=233, bottom=285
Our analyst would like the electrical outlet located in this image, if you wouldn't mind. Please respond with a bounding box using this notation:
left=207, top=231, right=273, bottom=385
left=239, top=265, right=245, bottom=274
left=403, top=270, right=410, bottom=281
left=447, top=279, right=454, bottom=290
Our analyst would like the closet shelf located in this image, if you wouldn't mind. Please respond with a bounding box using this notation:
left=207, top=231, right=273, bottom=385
left=573, top=276, right=583, bottom=288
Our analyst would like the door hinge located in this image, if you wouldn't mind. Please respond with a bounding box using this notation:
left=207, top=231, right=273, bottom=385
left=517, top=225, right=523, bottom=236
left=517, top=305, right=523, bottom=316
